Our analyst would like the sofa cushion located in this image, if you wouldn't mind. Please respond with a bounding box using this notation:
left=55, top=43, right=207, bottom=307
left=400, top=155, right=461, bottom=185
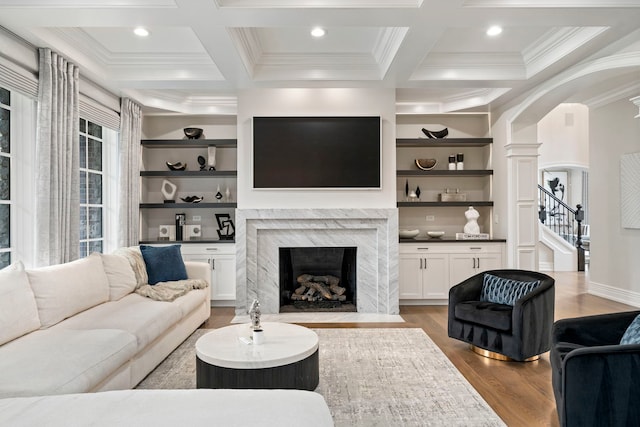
left=140, top=244, right=188, bottom=285
left=480, top=273, right=541, bottom=306
left=101, top=253, right=137, bottom=301
left=455, top=301, right=513, bottom=331
left=113, top=247, right=148, bottom=287
left=0, top=261, right=41, bottom=345
left=0, top=389, right=335, bottom=427
left=53, top=293, right=182, bottom=353
left=620, top=314, right=640, bottom=345
left=27, top=253, right=110, bottom=328
left=0, top=328, right=137, bottom=398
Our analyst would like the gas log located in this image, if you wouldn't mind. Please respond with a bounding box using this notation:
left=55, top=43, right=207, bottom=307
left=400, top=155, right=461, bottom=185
left=291, top=274, right=347, bottom=302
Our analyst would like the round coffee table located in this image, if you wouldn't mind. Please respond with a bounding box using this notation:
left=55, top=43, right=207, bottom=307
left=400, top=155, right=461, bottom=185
left=195, top=322, right=319, bottom=390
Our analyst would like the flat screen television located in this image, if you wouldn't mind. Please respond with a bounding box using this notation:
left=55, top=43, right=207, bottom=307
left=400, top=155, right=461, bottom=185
left=252, top=116, right=381, bottom=189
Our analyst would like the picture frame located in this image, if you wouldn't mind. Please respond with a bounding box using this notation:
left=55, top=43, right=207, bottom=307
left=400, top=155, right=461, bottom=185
left=215, top=213, right=235, bottom=240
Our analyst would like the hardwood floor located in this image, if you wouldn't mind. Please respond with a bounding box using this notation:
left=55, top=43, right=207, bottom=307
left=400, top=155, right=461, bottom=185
left=203, top=271, right=635, bottom=426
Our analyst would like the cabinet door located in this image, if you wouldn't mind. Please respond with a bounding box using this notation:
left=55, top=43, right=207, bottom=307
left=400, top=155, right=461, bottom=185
left=181, top=253, right=215, bottom=299
left=449, top=254, right=480, bottom=286
left=449, top=253, right=503, bottom=286
left=210, top=254, right=236, bottom=300
left=399, top=254, right=424, bottom=299
left=421, top=254, right=450, bottom=299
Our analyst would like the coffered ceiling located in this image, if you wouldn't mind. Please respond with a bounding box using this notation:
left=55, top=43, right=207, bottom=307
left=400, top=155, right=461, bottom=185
left=0, top=0, right=639, bottom=114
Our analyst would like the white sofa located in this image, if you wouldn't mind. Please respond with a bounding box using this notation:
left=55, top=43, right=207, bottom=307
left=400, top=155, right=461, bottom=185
left=0, top=389, right=335, bottom=426
left=0, top=250, right=211, bottom=398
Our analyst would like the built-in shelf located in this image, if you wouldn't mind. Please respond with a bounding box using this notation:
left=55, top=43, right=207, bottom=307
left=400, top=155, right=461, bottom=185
left=397, top=170, right=493, bottom=177
left=397, top=201, right=494, bottom=207
left=396, top=138, right=492, bottom=147
left=140, top=203, right=237, bottom=209
left=140, top=170, right=237, bottom=177
left=140, top=139, right=237, bottom=148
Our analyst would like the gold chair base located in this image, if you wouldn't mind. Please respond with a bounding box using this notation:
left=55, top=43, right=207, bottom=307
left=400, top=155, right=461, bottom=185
left=470, top=345, right=540, bottom=362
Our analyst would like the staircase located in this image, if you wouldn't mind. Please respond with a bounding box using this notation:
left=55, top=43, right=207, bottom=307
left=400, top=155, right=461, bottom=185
left=538, top=185, right=586, bottom=271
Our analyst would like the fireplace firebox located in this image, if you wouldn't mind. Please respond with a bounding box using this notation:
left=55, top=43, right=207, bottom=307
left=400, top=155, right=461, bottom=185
left=279, top=247, right=357, bottom=312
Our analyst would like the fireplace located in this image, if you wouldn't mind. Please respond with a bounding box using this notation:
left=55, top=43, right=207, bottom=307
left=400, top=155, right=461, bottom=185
left=279, top=247, right=357, bottom=312
left=235, top=208, right=399, bottom=315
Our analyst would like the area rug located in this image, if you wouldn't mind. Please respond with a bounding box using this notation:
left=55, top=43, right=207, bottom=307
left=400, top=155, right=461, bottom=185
left=137, top=328, right=505, bottom=427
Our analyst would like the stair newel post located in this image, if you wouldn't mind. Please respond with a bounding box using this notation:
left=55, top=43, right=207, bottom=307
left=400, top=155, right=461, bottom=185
left=575, top=204, right=585, bottom=272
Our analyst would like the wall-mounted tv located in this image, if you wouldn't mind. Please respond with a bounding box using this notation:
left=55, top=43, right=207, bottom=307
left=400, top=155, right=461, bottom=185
left=252, top=116, right=381, bottom=189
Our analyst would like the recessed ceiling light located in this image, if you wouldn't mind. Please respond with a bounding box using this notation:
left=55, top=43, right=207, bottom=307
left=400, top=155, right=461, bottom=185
left=134, top=27, right=150, bottom=37
left=311, top=27, right=326, bottom=38
left=486, top=26, right=503, bottom=37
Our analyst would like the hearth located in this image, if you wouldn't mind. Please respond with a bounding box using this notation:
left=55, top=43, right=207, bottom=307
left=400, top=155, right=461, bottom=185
left=279, top=247, right=356, bottom=312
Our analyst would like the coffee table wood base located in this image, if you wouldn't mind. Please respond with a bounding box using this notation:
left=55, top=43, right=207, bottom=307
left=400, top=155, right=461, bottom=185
left=196, top=348, right=319, bottom=390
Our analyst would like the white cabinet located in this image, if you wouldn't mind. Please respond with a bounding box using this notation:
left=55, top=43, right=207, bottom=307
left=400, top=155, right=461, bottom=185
left=399, top=246, right=450, bottom=300
left=181, top=244, right=236, bottom=303
left=399, top=242, right=505, bottom=302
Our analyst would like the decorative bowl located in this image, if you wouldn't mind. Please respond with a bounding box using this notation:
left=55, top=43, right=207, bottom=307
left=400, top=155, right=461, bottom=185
left=399, top=229, right=420, bottom=239
left=415, top=158, right=437, bottom=171
left=166, top=161, right=187, bottom=171
left=421, top=127, right=449, bottom=139
left=183, top=127, right=204, bottom=139
left=427, top=231, right=445, bottom=238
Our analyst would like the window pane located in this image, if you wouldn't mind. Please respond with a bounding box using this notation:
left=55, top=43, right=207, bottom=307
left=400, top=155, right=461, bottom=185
left=0, top=88, right=9, bottom=106
left=89, top=241, right=103, bottom=254
left=88, top=138, right=102, bottom=171
left=0, top=156, right=9, bottom=200
left=88, top=172, right=102, bottom=204
left=79, top=171, right=87, bottom=204
left=0, top=204, right=9, bottom=249
left=79, top=242, right=87, bottom=258
left=80, top=207, right=87, bottom=240
left=0, top=108, right=9, bottom=154
left=79, top=118, right=86, bottom=133
left=79, top=135, right=86, bottom=169
left=0, top=252, right=10, bottom=269
left=88, top=207, right=102, bottom=239
left=88, top=121, right=102, bottom=139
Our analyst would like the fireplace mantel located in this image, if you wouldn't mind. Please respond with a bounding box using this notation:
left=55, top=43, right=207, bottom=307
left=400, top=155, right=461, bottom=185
left=235, top=209, right=399, bottom=315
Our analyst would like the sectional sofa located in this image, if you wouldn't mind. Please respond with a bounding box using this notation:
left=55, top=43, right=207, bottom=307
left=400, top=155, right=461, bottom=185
left=0, top=248, right=211, bottom=397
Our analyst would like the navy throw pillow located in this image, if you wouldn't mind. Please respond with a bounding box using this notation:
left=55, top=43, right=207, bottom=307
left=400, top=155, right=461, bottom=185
left=139, top=245, right=188, bottom=285
left=620, top=314, right=640, bottom=345
left=480, top=273, right=541, bottom=306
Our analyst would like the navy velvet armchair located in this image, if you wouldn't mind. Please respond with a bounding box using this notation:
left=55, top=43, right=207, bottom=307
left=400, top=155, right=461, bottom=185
left=448, top=269, right=555, bottom=361
left=551, top=311, right=640, bottom=427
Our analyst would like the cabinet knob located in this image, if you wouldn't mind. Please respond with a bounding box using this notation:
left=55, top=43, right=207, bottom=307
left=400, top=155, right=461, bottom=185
left=206, top=247, right=219, bottom=251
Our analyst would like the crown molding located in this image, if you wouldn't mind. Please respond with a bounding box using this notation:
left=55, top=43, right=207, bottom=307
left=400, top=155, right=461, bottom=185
left=463, top=0, right=640, bottom=7
left=582, top=81, right=640, bottom=109
left=523, top=26, right=608, bottom=78
left=227, top=27, right=263, bottom=78
left=411, top=52, right=525, bottom=80
left=631, top=95, right=640, bottom=118
left=372, top=27, right=409, bottom=78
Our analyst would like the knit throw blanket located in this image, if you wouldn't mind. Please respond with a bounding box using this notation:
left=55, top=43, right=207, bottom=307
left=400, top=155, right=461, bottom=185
left=114, top=247, right=208, bottom=302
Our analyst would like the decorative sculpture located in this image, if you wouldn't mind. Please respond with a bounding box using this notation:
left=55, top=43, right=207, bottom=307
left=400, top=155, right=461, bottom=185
left=197, top=155, right=206, bottom=171
left=464, top=206, right=481, bottom=234
left=161, top=179, right=177, bottom=203
left=166, top=161, right=186, bottom=171
left=249, top=299, right=262, bottom=330
left=207, top=146, right=216, bottom=171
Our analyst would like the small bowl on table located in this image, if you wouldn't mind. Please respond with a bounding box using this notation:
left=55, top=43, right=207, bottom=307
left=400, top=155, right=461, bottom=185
left=399, top=229, right=420, bottom=239
left=427, top=231, right=445, bottom=239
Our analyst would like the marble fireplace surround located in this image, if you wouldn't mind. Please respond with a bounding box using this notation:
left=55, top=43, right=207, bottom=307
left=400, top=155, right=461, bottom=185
left=235, top=209, right=399, bottom=316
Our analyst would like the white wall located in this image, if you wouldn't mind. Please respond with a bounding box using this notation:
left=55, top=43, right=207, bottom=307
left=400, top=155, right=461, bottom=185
left=236, top=88, right=396, bottom=209
left=589, top=98, right=640, bottom=300
left=538, top=104, right=589, bottom=170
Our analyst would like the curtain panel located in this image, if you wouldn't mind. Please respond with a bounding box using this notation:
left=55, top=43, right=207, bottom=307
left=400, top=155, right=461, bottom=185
left=35, top=48, right=80, bottom=266
left=118, top=97, right=142, bottom=247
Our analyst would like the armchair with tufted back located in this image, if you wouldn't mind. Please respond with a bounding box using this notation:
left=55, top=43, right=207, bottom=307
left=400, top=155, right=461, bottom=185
left=448, top=269, right=555, bottom=361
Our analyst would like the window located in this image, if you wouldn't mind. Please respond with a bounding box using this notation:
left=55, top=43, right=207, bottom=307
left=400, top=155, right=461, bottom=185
left=79, top=118, right=104, bottom=257
left=0, top=87, right=10, bottom=268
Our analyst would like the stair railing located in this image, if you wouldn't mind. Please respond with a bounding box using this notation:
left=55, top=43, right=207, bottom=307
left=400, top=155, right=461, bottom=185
left=538, top=185, right=585, bottom=271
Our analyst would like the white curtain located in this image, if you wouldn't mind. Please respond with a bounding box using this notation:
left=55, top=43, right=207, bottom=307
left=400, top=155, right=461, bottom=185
left=35, top=48, right=80, bottom=266
left=118, top=97, right=142, bottom=247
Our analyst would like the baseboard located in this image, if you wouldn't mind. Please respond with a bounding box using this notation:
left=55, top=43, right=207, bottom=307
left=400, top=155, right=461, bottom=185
left=400, top=299, right=448, bottom=306
left=589, top=281, right=640, bottom=308
left=211, top=300, right=236, bottom=308
left=539, top=262, right=553, bottom=272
